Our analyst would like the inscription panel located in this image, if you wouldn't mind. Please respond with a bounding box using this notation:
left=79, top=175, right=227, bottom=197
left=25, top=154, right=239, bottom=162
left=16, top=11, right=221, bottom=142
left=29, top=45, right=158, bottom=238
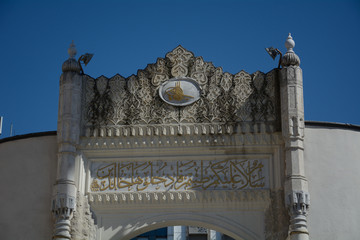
left=89, top=158, right=269, bottom=192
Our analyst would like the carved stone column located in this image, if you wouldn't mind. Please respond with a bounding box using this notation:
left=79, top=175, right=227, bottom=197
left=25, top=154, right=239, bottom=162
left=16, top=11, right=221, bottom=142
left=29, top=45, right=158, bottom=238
left=287, top=191, right=310, bottom=239
left=280, top=34, right=310, bottom=240
left=52, top=41, right=83, bottom=239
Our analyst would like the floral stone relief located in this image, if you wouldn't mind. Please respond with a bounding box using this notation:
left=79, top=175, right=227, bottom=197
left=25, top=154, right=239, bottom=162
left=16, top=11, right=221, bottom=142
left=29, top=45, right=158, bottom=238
left=82, top=45, right=280, bottom=136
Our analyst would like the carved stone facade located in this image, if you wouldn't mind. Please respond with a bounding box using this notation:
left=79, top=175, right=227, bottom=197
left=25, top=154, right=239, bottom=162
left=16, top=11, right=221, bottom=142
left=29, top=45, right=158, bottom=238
left=52, top=35, right=309, bottom=240
left=82, top=45, right=280, bottom=138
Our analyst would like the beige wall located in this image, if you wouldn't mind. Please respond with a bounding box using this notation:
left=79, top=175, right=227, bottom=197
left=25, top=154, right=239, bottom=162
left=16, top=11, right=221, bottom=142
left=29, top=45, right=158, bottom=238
left=0, top=134, right=57, bottom=239
left=1, top=125, right=360, bottom=240
left=304, top=126, right=360, bottom=240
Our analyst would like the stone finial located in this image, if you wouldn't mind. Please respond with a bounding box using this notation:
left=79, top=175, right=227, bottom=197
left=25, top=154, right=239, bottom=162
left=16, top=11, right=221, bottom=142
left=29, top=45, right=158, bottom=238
left=281, top=33, right=300, bottom=67
left=68, top=40, right=77, bottom=59
left=285, top=33, right=295, bottom=53
left=62, top=41, right=81, bottom=73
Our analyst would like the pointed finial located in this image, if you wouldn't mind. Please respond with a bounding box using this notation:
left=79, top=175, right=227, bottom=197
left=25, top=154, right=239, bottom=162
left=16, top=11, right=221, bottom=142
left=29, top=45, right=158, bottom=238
left=281, top=33, right=300, bottom=67
left=285, top=33, right=295, bottom=53
left=62, top=40, right=81, bottom=73
left=68, top=40, right=77, bottom=59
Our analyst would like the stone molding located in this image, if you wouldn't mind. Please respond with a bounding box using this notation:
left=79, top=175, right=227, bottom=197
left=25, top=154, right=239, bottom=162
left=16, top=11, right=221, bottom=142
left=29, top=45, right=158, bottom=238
left=88, top=190, right=270, bottom=209
left=80, top=132, right=283, bottom=150
left=84, top=122, right=279, bottom=139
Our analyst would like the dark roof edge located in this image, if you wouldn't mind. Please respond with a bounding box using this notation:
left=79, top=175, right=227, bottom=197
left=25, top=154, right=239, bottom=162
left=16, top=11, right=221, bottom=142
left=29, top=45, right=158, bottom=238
left=305, top=121, right=360, bottom=132
left=0, top=131, right=57, bottom=144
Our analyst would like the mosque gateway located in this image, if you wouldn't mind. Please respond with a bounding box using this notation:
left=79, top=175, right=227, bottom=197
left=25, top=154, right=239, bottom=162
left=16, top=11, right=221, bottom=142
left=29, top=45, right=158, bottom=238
left=6, top=34, right=360, bottom=240
left=54, top=34, right=308, bottom=240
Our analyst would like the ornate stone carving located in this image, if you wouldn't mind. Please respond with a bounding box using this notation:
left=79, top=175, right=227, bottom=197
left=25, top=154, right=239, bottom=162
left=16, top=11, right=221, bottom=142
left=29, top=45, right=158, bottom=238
left=287, top=191, right=310, bottom=216
left=151, top=58, right=170, bottom=86
left=80, top=132, right=283, bottom=149
left=81, top=46, right=280, bottom=137
left=88, top=190, right=270, bottom=208
left=166, top=45, right=194, bottom=78
left=71, top=192, right=96, bottom=240
left=281, top=33, right=300, bottom=67
left=51, top=192, right=76, bottom=239
left=286, top=191, right=310, bottom=237
left=86, top=76, right=114, bottom=128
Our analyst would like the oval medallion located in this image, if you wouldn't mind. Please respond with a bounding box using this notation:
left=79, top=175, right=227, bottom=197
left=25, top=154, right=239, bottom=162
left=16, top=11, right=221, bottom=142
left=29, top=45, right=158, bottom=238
left=159, top=77, right=201, bottom=106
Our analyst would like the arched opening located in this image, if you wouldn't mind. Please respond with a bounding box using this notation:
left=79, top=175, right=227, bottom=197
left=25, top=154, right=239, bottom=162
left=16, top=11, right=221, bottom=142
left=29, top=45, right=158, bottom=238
left=130, top=226, right=236, bottom=240
left=110, top=213, right=260, bottom=240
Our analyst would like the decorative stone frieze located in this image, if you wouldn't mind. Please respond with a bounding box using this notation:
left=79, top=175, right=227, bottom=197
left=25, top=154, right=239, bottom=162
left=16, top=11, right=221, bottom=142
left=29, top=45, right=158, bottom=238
left=83, top=122, right=279, bottom=139
left=80, top=132, right=283, bottom=150
left=81, top=46, right=280, bottom=137
left=88, top=190, right=270, bottom=209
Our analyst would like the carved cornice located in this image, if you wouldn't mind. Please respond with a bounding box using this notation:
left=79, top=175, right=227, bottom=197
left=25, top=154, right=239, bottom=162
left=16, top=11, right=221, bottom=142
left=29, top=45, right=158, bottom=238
left=88, top=190, right=270, bottom=209
left=83, top=122, right=280, bottom=140
left=79, top=132, right=283, bottom=150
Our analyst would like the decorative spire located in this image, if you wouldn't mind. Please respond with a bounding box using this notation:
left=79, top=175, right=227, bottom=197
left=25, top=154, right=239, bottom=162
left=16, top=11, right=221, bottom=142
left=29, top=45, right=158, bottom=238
left=62, top=41, right=81, bottom=73
left=285, top=33, right=295, bottom=53
left=68, top=40, right=77, bottom=59
left=281, top=33, right=300, bottom=67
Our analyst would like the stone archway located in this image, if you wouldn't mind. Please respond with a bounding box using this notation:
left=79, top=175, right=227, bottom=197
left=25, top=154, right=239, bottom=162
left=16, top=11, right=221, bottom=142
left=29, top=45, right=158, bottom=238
left=101, top=212, right=261, bottom=240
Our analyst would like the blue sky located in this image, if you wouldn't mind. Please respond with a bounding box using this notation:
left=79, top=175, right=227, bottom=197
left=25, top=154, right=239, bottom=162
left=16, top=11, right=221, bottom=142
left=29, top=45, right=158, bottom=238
left=0, top=0, right=359, bottom=138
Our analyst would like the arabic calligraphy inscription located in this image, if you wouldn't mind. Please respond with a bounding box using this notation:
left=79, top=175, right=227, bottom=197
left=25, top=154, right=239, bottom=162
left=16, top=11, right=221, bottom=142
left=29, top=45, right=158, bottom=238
left=90, top=159, right=268, bottom=192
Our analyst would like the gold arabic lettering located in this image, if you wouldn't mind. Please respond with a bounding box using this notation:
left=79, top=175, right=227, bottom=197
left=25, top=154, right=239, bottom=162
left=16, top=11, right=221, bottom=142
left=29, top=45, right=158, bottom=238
left=91, top=159, right=266, bottom=192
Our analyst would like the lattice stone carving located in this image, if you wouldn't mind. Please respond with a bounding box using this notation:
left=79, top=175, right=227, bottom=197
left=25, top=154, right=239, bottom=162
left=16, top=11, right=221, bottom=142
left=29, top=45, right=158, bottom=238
left=82, top=46, right=280, bottom=136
